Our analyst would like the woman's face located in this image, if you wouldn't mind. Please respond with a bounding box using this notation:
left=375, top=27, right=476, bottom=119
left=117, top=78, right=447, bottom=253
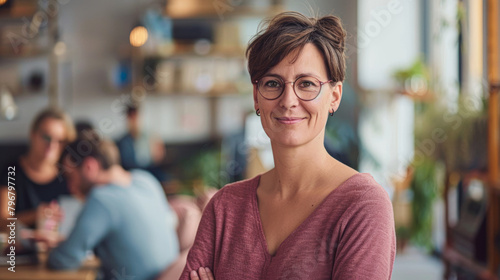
left=30, top=118, right=68, bottom=163
left=253, top=43, right=342, bottom=148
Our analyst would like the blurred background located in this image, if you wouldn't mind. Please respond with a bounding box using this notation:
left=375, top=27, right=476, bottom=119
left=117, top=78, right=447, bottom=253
left=0, top=0, right=499, bottom=279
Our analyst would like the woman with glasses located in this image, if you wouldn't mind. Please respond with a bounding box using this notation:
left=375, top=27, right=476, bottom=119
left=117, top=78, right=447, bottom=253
left=0, top=108, right=76, bottom=228
left=183, top=11, right=395, bottom=280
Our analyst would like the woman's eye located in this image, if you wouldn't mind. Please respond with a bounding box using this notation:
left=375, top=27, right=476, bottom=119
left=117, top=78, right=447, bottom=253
left=265, top=81, right=281, bottom=88
left=300, top=81, right=316, bottom=87
left=42, top=134, right=52, bottom=142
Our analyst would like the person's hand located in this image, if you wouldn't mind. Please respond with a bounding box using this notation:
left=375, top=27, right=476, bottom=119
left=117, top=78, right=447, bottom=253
left=190, top=267, right=214, bottom=280
left=34, top=200, right=64, bottom=250
left=37, top=200, right=64, bottom=226
left=21, top=229, right=62, bottom=248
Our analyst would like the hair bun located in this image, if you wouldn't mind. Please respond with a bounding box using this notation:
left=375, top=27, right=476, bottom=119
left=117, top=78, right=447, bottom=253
left=316, top=16, right=346, bottom=52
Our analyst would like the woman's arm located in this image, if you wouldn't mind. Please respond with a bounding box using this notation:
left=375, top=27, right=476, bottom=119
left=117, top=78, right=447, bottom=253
left=1, top=187, right=63, bottom=229
left=0, top=187, right=37, bottom=226
left=0, top=187, right=15, bottom=227
left=178, top=190, right=222, bottom=280
left=331, top=185, right=396, bottom=280
left=1, top=186, right=38, bottom=227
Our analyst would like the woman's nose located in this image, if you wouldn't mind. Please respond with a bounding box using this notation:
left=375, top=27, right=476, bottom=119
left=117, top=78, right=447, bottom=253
left=278, top=83, right=299, bottom=109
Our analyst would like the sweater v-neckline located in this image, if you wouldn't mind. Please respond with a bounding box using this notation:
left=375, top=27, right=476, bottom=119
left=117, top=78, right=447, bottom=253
left=251, top=173, right=362, bottom=258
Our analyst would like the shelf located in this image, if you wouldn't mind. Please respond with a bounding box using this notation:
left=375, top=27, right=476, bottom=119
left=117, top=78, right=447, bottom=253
left=165, top=4, right=285, bottom=20
left=397, top=89, right=435, bottom=102
left=0, top=48, right=51, bottom=59
left=443, top=247, right=498, bottom=280
left=141, top=51, right=246, bottom=60
left=146, top=91, right=246, bottom=98
left=444, top=171, right=500, bottom=194
left=0, top=0, right=38, bottom=21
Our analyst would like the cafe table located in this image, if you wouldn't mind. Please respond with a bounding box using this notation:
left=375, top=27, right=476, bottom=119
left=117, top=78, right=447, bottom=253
left=0, top=252, right=99, bottom=280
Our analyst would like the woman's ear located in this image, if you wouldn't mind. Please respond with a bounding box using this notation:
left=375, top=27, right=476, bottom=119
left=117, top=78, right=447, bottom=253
left=330, top=81, right=343, bottom=111
left=253, top=83, right=259, bottom=111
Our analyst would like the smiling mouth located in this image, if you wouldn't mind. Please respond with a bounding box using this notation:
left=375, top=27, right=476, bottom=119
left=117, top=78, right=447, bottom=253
left=275, top=117, right=306, bottom=124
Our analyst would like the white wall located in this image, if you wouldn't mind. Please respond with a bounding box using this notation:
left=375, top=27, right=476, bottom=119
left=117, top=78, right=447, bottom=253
left=429, top=0, right=459, bottom=111
left=358, top=93, right=415, bottom=197
left=357, top=0, right=421, bottom=90
left=355, top=0, right=420, bottom=195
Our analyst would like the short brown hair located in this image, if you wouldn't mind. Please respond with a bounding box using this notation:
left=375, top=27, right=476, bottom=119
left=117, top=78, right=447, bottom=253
left=246, top=11, right=347, bottom=83
left=31, top=107, right=76, bottom=142
left=63, top=133, right=120, bottom=170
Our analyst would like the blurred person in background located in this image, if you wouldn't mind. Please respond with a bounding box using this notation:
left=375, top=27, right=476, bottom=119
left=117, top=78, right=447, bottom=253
left=116, top=104, right=168, bottom=183
left=0, top=107, right=76, bottom=229
left=74, top=120, right=96, bottom=138
left=184, top=11, right=395, bottom=280
left=47, top=134, right=179, bottom=280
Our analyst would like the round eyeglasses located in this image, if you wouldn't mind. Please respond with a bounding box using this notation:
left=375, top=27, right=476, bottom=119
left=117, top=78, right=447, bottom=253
left=255, top=76, right=333, bottom=101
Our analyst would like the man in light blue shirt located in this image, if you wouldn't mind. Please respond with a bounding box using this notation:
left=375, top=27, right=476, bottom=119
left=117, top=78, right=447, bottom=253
left=48, top=134, right=179, bottom=280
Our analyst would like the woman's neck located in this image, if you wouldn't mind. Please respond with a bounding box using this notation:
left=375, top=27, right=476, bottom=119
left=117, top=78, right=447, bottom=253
left=20, top=151, right=59, bottom=184
left=22, top=151, right=55, bottom=172
left=267, top=138, right=336, bottom=199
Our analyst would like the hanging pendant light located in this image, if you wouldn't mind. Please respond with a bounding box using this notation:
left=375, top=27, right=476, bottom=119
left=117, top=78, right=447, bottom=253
left=130, top=24, right=149, bottom=47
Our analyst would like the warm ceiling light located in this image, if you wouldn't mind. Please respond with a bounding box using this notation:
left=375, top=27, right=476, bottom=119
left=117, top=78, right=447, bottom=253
left=167, top=0, right=198, bottom=17
left=0, top=0, right=7, bottom=6
left=54, top=41, right=67, bottom=56
left=130, top=26, right=148, bottom=47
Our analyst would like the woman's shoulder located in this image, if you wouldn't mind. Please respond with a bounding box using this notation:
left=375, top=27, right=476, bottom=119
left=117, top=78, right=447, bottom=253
left=335, top=173, right=393, bottom=218
left=223, top=175, right=260, bottom=192
left=336, top=172, right=386, bottom=195
left=208, top=175, right=260, bottom=208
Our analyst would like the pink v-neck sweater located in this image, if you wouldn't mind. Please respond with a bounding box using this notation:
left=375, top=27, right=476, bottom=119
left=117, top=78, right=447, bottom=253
left=180, top=173, right=396, bottom=280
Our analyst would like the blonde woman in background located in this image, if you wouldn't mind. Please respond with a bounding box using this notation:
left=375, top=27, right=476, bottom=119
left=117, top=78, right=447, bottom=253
left=0, top=107, right=76, bottom=228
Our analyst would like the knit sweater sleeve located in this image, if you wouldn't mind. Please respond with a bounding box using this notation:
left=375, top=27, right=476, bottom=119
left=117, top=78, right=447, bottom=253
left=179, top=189, right=223, bottom=280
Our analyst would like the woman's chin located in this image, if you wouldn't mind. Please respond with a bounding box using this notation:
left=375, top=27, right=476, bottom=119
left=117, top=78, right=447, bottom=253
left=45, top=153, right=61, bottom=164
left=270, top=134, right=307, bottom=148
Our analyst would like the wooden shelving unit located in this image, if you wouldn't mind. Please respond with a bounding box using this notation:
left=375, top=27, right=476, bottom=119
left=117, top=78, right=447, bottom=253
left=486, top=0, right=500, bottom=275
left=443, top=0, right=500, bottom=278
left=0, top=0, right=38, bottom=19
left=443, top=247, right=496, bottom=280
